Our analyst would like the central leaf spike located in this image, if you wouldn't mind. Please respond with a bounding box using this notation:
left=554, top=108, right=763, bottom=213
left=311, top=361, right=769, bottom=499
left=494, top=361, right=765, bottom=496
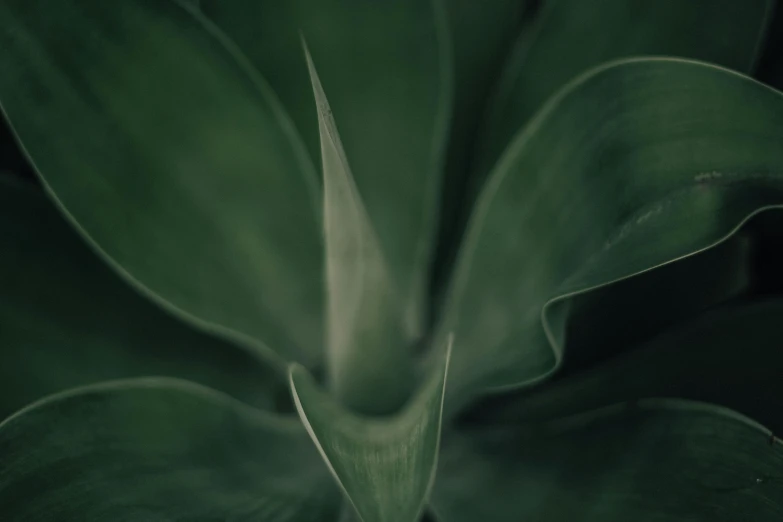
left=303, top=38, right=413, bottom=415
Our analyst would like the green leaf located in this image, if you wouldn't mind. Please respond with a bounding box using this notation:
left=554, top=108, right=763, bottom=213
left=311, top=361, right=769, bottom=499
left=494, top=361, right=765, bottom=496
left=477, top=0, right=773, bottom=179
left=290, top=337, right=452, bottom=522
left=202, top=0, right=450, bottom=335
left=473, top=295, right=783, bottom=434
left=0, top=177, right=282, bottom=419
left=432, top=401, right=783, bottom=522
left=435, top=58, right=783, bottom=408
left=442, top=0, right=529, bottom=177
left=0, top=378, right=341, bottom=521
left=435, top=0, right=531, bottom=294
left=0, top=0, right=324, bottom=367
left=304, top=44, right=411, bottom=415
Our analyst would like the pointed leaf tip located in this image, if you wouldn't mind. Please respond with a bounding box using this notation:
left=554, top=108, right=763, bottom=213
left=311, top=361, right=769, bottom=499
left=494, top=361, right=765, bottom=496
left=303, top=42, right=413, bottom=415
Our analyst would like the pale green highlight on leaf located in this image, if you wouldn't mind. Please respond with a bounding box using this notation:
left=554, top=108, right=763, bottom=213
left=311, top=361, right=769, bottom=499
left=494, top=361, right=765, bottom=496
left=290, top=336, right=452, bottom=522
left=304, top=42, right=412, bottom=415
left=202, top=0, right=451, bottom=337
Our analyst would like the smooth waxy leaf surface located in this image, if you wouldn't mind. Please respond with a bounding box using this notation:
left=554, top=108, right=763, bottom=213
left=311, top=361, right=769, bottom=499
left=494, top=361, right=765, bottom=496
left=434, top=0, right=530, bottom=285
left=0, top=0, right=324, bottom=367
left=305, top=46, right=411, bottom=415
left=474, top=295, right=783, bottom=434
left=477, top=0, right=773, bottom=178
left=436, top=59, right=783, bottom=407
left=202, top=0, right=450, bottom=334
left=0, top=379, right=341, bottom=521
left=442, top=0, right=529, bottom=178
left=290, top=338, right=451, bottom=522
left=0, top=177, right=282, bottom=418
left=439, top=0, right=773, bottom=285
left=433, top=401, right=783, bottom=522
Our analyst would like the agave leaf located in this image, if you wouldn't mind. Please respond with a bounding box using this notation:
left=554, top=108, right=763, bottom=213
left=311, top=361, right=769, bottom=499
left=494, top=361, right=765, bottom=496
left=304, top=44, right=411, bottom=415
left=442, top=0, right=530, bottom=176
left=290, top=337, right=452, bottom=522
left=432, top=401, right=783, bottom=522
left=435, top=58, right=783, bottom=409
left=202, top=0, right=450, bottom=335
left=473, top=295, right=783, bottom=434
left=434, top=0, right=531, bottom=292
left=476, top=0, right=773, bottom=180
left=0, top=0, right=324, bottom=367
left=0, top=378, right=341, bottom=521
left=0, top=176, right=284, bottom=418
left=437, top=0, right=774, bottom=293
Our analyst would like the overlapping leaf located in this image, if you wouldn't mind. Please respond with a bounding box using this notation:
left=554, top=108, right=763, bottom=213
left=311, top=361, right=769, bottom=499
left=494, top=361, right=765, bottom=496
left=0, top=177, right=282, bottom=418
left=202, top=0, right=450, bottom=334
left=435, top=59, right=783, bottom=408
left=0, top=379, right=341, bottom=521
left=304, top=45, right=410, bottom=415
left=0, top=0, right=324, bottom=367
left=290, top=337, right=451, bottom=522
left=434, top=0, right=532, bottom=292
left=436, top=0, right=774, bottom=303
left=477, top=0, right=773, bottom=180
left=433, top=401, right=783, bottom=522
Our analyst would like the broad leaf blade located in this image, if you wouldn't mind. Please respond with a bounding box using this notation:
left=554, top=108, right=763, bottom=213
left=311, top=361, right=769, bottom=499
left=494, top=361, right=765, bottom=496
left=436, top=59, right=783, bottom=408
left=202, top=0, right=450, bottom=335
left=0, top=378, right=341, bottom=521
left=0, top=0, right=324, bottom=367
left=304, top=45, right=411, bottom=415
left=478, top=0, right=773, bottom=178
left=433, top=401, right=783, bottom=522
left=290, top=337, right=452, bottom=522
left=435, top=0, right=531, bottom=289
left=0, top=176, right=281, bottom=418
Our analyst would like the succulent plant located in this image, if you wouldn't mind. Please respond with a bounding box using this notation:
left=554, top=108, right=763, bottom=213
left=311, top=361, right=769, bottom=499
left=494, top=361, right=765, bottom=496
left=1, top=0, right=783, bottom=520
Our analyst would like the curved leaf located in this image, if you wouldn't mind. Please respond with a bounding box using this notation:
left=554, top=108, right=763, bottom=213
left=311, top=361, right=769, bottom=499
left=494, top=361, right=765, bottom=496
left=432, top=401, right=783, bottom=522
left=304, top=45, right=411, bottom=415
left=441, top=0, right=530, bottom=179
left=290, top=337, right=452, bottom=522
left=0, top=177, right=282, bottom=419
left=0, top=378, right=341, bottom=521
left=202, top=0, right=451, bottom=334
left=435, top=58, right=783, bottom=408
left=0, top=0, right=324, bottom=367
left=478, top=0, right=773, bottom=179
left=439, top=0, right=774, bottom=292
left=470, top=294, right=783, bottom=434
left=434, top=0, right=531, bottom=294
